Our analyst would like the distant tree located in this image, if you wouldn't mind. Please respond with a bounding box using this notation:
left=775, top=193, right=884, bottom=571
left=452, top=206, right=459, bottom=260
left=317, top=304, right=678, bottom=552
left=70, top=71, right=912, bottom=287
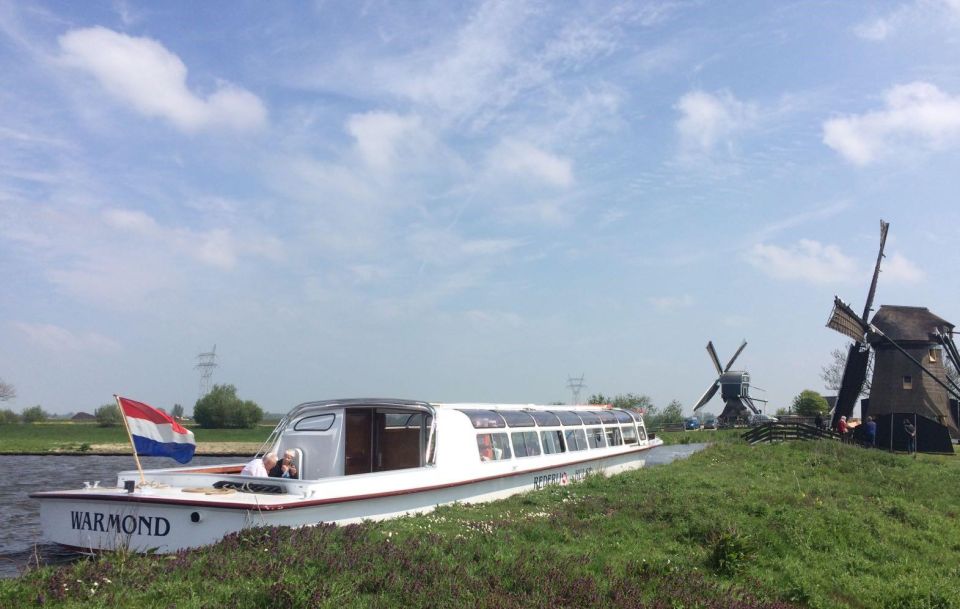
left=0, top=379, right=15, bottom=402
left=171, top=403, right=185, bottom=420
left=658, top=399, right=684, bottom=426
left=95, top=403, right=122, bottom=427
left=821, top=346, right=872, bottom=397
left=193, top=384, right=263, bottom=429
left=775, top=407, right=790, bottom=416
left=589, top=393, right=653, bottom=412
left=612, top=393, right=653, bottom=412
left=21, top=405, right=48, bottom=423
left=0, top=409, right=19, bottom=424
left=791, top=390, right=830, bottom=416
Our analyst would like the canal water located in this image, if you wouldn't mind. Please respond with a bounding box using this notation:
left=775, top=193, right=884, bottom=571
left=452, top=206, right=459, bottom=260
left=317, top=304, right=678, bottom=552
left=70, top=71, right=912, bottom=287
left=0, top=443, right=706, bottom=579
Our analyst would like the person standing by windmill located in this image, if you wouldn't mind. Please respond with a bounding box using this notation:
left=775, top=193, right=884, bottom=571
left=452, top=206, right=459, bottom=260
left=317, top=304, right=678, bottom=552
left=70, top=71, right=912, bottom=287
left=903, top=418, right=917, bottom=456
left=837, top=415, right=848, bottom=443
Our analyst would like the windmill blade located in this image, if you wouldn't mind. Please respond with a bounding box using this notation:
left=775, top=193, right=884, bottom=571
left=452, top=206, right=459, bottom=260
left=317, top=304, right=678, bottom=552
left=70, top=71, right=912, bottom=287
left=861, top=220, right=890, bottom=321
left=826, top=297, right=869, bottom=342
left=831, top=343, right=870, bottom=427
left=723, top=340, right=748, bottom=372
left=693, top=382, right=720, bottom=411
left=705, top=342, right=723, bottom=375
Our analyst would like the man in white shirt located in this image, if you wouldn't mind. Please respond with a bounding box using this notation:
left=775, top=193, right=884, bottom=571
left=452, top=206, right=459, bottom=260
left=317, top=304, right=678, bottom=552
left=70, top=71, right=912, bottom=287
left=241, top=452, right=278, bottom=477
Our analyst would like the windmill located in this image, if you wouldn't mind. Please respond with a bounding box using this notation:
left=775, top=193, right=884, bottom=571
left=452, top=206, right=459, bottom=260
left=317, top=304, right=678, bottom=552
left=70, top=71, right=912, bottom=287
left=692, top=340, right=761, bottom=422
left=825, top=220, right=960, bottom=452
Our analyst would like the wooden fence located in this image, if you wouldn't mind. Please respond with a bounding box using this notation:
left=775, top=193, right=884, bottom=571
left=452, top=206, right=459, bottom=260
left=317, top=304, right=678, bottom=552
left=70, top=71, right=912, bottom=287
left=741, top=421, right=841, bottom=445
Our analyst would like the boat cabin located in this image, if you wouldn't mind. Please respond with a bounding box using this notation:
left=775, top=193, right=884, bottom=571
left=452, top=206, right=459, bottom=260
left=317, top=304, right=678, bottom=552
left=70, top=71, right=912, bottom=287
left=263, top=399, right=650, bottom=481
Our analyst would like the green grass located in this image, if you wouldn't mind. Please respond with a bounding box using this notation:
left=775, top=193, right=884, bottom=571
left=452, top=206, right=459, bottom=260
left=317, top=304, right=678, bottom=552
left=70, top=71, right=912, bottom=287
left=3, top=440, right=958, bottom=608
left=657, top=428, right=742, bottom=445
left=0, top=422, right=273, bottom=453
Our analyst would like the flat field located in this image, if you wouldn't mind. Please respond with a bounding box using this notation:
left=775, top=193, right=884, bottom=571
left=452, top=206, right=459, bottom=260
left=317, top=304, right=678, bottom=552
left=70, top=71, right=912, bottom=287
left=0, top=422, right=271, bottom=454
left=2, top=439, right=957, bottom=608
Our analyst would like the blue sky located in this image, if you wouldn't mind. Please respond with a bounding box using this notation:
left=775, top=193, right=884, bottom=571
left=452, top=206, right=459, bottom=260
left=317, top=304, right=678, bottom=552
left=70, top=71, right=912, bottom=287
left=2, top=0, right=960, bottom=416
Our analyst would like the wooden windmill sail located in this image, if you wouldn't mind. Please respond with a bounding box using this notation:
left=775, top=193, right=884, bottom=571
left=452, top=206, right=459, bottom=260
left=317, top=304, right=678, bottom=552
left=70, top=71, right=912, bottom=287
left=825, top=220, right=888, bottom=429
left=692, top=340, right=761, bottom=421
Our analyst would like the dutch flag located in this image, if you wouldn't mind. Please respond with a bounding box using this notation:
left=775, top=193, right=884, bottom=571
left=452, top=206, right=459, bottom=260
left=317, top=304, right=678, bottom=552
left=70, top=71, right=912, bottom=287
left=118, top=396, right=196, bottom=464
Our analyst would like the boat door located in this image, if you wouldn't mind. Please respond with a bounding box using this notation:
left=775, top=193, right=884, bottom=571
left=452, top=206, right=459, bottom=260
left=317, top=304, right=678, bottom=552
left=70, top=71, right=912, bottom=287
left=344, top=410, right=373, bottom=475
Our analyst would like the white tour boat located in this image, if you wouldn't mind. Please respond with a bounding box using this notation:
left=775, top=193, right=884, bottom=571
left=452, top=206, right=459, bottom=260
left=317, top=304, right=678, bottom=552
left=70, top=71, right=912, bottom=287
left=32, top=399, right=662, bottom=553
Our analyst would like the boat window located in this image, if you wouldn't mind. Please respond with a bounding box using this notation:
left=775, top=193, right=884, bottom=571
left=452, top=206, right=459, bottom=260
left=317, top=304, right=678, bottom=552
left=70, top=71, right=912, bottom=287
left=611, top=409, right=634, bottom=424
left=293, top=413, right=336, bottom=432
left=477, top=433, right=512, bottom=461
left=540, top=430, right=565, bottom=454
left=577, top=411, right=602, bottom=425
left=459, top=409, right=506, bottom=428
left=592, top=410, right=619, bottom=425
left=499, top=410, right=536, bottom=428
left=586, top=427, right=607, bottom=449
left=530, top=411, right=561, bottom=427
left=621, top=424, right=638, bottom=445
left=511, top=431, right=541, bottom=457
left=384, top=413, right=419, bottom=428
left=627, top=410, right=644, bottom=424
left=564, top=428, right=588, bottom=451
left=606, top=426, right=623, bottom=446
left=637, top=427, right=647, bottom=442
left=553, top=411, right=583, bottom=426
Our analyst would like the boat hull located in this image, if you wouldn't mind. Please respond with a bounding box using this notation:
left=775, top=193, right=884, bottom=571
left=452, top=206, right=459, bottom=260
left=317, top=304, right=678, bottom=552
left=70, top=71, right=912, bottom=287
left=35, top=446, right=655, bottom=553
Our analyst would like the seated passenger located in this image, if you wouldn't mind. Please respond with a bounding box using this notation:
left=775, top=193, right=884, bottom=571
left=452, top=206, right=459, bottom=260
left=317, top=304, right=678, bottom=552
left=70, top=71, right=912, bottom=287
left=241, top=452, right=278, bottom=477
left=270, top=449, right=299, bottom=479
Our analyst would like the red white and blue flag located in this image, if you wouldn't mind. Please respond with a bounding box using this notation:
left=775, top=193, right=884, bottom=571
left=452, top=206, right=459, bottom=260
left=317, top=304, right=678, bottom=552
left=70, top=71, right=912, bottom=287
left=118, top=396, right=196, bottom=464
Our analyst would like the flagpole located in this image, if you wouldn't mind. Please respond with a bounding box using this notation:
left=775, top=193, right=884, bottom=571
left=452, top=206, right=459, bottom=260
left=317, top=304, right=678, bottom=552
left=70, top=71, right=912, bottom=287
left=115, top=395, right=146, bottom=485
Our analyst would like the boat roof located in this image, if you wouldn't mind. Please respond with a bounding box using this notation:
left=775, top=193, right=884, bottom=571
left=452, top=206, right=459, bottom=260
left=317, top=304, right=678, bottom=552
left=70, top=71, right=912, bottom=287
left=280, top=399, right=622, bottom=422
left=433, top=403, right=616, bottom=411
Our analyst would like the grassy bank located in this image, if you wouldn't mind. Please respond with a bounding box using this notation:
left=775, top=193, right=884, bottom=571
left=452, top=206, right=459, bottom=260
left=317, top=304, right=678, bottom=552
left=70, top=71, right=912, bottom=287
left=3, top=439, right=958, bottom=608
left=0, top=422, right=272, bottom=454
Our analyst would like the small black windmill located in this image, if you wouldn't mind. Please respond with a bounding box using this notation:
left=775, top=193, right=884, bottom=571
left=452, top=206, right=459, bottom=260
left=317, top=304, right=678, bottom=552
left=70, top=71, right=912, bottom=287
left=826, top=220, right=960, bottom=452
left=692, top=340, right=762, bottom=422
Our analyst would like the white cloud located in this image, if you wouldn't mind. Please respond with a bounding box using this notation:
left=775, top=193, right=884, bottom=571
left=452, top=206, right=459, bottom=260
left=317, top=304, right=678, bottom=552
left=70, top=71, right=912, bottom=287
left=488, top=139, right=574, bottom=187
left=823, top=82, right=960, bottom=165
left=464, top=309, right=523, bottom=327
left=58, top=26, right=266, bottom=132
left=499, top=198, right=577, bottom=227
left=101, top=208, right=282, bottom=270
left=102, top=208, right=161, bottom=234
left=883, top=252, right=925, bottom=283
left=648, top=295, right=694, bottom=311
left=408, top=227, right=522, bottom=267
left=14, top=322, right=121, bottom=353
left=746, top=240, right=857, bottom=284
left=853, top=18, right=893, bottom=41
left=675, top=90, right=756, bottom=154
left=346, top=111, right=433, bottom=173
left=853, top=1, right=960, bottom=41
